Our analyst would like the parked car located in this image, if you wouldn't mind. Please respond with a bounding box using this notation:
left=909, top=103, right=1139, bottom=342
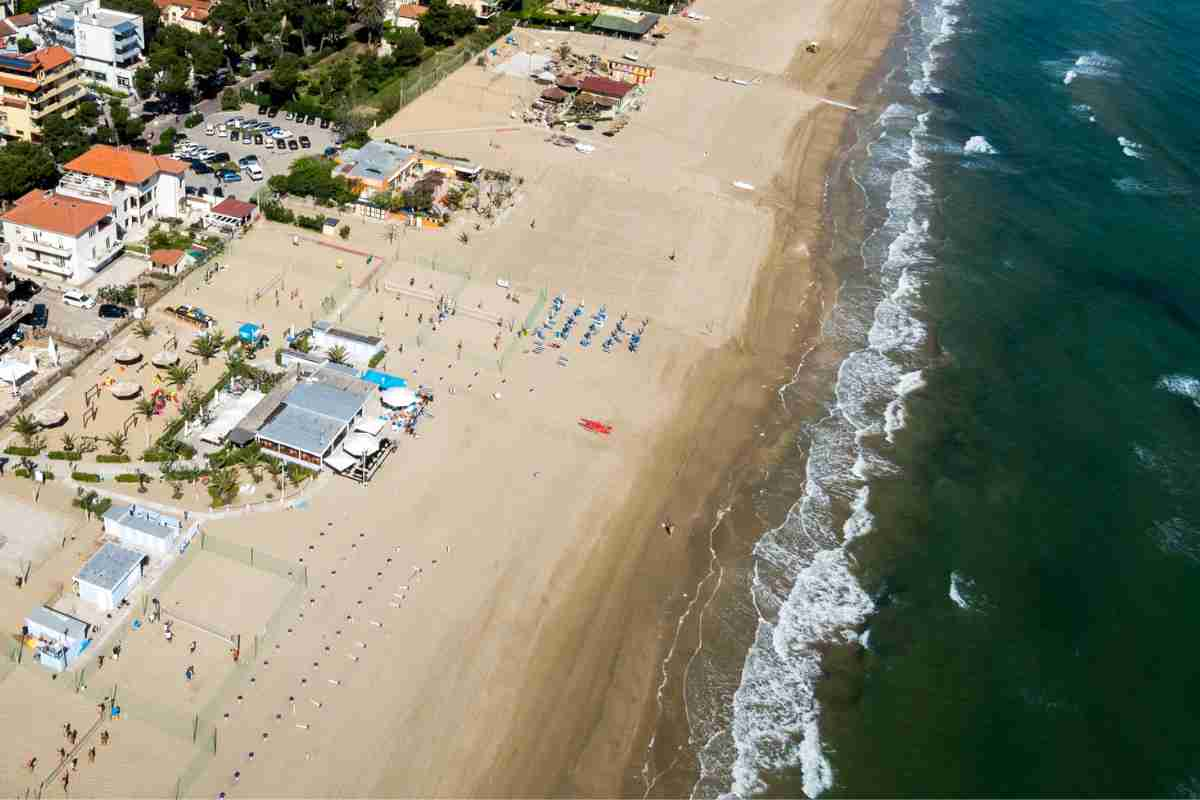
left=63, top=289, right=95, bottom=310
left=185, top=186, right=198, bottom=196
left=323, top=146, right=339, bottom=157
left=319, top=117, right=330, bottom=129
left=98, top=303, right=129, bottom=319
left=238, top=155, right=259, bottom=166
left=267, top=107, right=279, bottom=118
left=287, top=139, right=299, bottom=151
left=197, top=187, right=209, bottom=196
left=258, top=104, right=268, bottom=114
left=211, top=151, right=231, bottom=163
left=298, top=136, right=311, bottom=149
left=205, top=123, right=214, bottom=135
left=230, top=131, right=240, bottom=142
left=24, top=303, right=47, bottom=328
left=191, top=161, right=213, bottom=175
left=219, top=170, right=243, bottom=182
left=247, top=164, right=264, bottom=181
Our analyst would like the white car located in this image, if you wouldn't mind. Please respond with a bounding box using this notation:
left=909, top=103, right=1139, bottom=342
left=204, top=124, right=214, bottom=135
left=63, top=289, right=95, bottom=309
left=247, top=164, right=264, bottom=181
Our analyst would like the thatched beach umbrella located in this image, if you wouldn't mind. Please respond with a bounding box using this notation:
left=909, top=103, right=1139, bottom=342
left=110, top=382, right=141, bottom=399
left=34, top=407, right=66, bottom=428
left=152, top=350, right=179, bottom=368
left=114, top=347, right=142, bottom=365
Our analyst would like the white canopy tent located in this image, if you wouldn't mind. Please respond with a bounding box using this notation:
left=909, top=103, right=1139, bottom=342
left=353, top=416, right=387, bottom=436
left=0, top=357, right=35, bottom=394
left=342, top=433, right=381, bottom=457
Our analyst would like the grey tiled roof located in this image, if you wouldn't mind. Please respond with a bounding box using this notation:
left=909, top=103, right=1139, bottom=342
left=76, top=542, right=144, bottom=592
left=258, top=404, right=345, bottom=455
left=287, top=382, right=366, bottom=422
left=103, top=504, right=181, bottom=540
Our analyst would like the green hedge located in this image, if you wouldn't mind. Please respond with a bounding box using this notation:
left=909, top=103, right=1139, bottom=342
left=97, top=454, right=131, bottom=463
left=48, top=451, right=82, bottom=461
left=14, top=468, right=53, bottom=479
left=184, top=112, right=203, bottom=129
left=72, top=472, right=102, bottom=482
left=114, top=473, right=150, bottom=483
left=4, top=446, right=41, bottom=456
left=368, top=350, right=386, bottom=368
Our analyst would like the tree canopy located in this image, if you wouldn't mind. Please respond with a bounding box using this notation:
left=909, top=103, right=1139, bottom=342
left=418, top=0, right=478, bottom=47
left=0, top=142, right=58, bottom=202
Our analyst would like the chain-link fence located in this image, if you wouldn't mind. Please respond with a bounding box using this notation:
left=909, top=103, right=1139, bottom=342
left=198, top=530, right=308, bottom=586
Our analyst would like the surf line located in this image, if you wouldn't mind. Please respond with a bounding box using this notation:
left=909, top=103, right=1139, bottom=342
left=818, top=97, right=859, bottom=111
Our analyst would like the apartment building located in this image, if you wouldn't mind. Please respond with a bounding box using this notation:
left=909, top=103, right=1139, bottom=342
left=38, top=0, right=144, bottom=95
left=448, top=0, right=501, bottom=20
left=58, top=145, right=187, bottom=236
left=154, top=0, right=211, bottom=34
left=0, top=46, right=81, bottom=142
left=0, top=189, right=121, bottom=281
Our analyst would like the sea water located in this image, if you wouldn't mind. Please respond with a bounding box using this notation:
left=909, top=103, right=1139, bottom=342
left=666, top=0, right=1200, bottom=795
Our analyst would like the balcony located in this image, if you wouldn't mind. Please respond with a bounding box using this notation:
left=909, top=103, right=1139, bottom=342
left=59, top=172, right=117, bottom=203
left=85, top=240, right=123, bottom=270
left=20, top=236, right=72, bottom=257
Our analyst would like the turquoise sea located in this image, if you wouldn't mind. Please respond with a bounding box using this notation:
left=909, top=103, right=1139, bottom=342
left=660, top=0, right=1200, bottom=795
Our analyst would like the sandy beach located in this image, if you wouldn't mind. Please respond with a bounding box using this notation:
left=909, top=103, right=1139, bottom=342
left=0, top=0, right=901, bottom=794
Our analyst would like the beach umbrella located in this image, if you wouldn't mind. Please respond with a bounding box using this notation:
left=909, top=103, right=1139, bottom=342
left=342, top=433, right=381, bottom=457
left=114, top=347, right=142, bottom=365
left=152, top=350, right=179, bottom=368
left=381, top=387, right=419, bottom=408
left=110, top=382, right=141, bottom=399
left=34, top=408, right=66, bottom=427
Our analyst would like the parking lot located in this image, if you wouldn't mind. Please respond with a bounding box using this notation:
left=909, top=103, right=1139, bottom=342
left=171, top=105, right=342, bottom=203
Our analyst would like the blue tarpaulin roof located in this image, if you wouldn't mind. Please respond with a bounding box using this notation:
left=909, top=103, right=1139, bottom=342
left=360, top=369, right=407, bottom=390
left=238, top=322, right=261, bottom=341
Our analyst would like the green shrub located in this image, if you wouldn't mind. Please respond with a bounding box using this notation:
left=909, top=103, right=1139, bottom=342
left=15, top=467, right=53, bottom=479
left=184, top=112, right=203, bottom=129
left=261, top=201, right=295, bottom=224
left=151, top=142, right=172, bottom=155
left=368, top=350, right=385, bottom=368
left=72, top=472, right=102, bottom=482
left=48, top=451, right=82, bottom=461
left=97, top=454, right=131, bottom=464
left=221, top=88, right=241, bottom=111
left=296, top=213, right=324, bottom=231
left=4, top=445, right=41, bottom=456
left=114, top=473, right=150, bottom=483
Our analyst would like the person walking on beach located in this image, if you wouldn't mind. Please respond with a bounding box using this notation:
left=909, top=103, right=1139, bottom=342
left=71, top=757, right=78, bottom=772
left=185, top=665, right=195, bottom=682
left=26, top=756, right=37, bottom=771
left=58, top=747, right=67, bottom=761
left=190, top=640, right=198, bottom=654
left=87, top=747, right=95, bottom=765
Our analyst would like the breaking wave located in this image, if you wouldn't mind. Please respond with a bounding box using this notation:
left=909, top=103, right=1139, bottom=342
left=1157, top=374, right=1200, bottom=408
left=963, top=135, right=997, bottom=155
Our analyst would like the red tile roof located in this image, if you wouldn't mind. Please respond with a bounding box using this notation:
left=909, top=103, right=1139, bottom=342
left=0, top=20, right=16, bottom=36
left=211, top=198, right=256, bottom=219
left=6, top=13, right=36, bottom=27
left=1, top=192, right=112, bottom=237
left=65, top=145, right=187, bottom=184
left=579, top=75, right=634, bottom=98
left=0, top=73, right=38, bottom=92
left=34, top=46, right=74, bottom=71
left=396, top=4, right=428, bottom=17
left=151, top=248, right=186, bottom=267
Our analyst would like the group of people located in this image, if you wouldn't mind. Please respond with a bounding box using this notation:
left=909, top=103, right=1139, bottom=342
left=25, top=706, right=112, bottom=790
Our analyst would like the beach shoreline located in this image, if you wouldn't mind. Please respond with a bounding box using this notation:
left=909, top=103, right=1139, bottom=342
left=446, top=0, right=909, bottom=795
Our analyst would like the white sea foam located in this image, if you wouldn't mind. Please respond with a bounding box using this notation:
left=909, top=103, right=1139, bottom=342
left=1063, top=69, right=1078, bottom=85
left=963, top=135, right=997, bottom=155
left=1151, top=517, right=1200, bottom=564
left=884, top=370, right=926, bottom=443
left=1157, top=374, right=1200, bottom=408
left=729, top=549, right=874, bottom=799
left=842, top=486, right=874, bottom=543
left=948, top=571, right=974, bottom=609
left=1113, top=177, right=1191, bottom=197
left=1118, top=136, right=1146, bottom=159
left=1052, top=51, right=1120, bottom=86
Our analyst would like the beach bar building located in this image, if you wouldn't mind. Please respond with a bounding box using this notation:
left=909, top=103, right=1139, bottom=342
left=310, top=321, right=385, bottom=365
left=23, top=606, right=91, bottom=672
left=73, top=542, right=147, bottom=611
left=255, top=379, right=371, bottom=470
left=102, top=503, right=181, bottom=555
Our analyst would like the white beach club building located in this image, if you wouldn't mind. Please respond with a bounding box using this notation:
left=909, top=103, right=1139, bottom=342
left=310, top=321, right=385, bottom=366
left=23, top=605, right=91, bottom=672
left=102, top=503, right=182, bottom=555
left=73, top=542, right=147, bottom=611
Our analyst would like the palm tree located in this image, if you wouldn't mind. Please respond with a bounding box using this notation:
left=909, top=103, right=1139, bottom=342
left=133, top=319, right=156, bottom=340
left=190, top=330, right=225, bottom=363
left=164, top=365, right=191, bottom=391
left=326, top=345, right=349, bottom=365
left=208, top=465, right=238, bottom=507
left=263, top=456, right=283, bottom=494
left=74, top=489, right=100, bottom=520
left=133, top=397, right=157, bottom=447
left=11, top=414, right=40, bottom=450
left=103, top=431, right=128, bottom=458
left=181, top=388, right=204, bottom=422
left=225, top=347, right=249, bottom=379
left=77, top=436, right=98, bottom=456
left=60, top=433, right=77, bottom=453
